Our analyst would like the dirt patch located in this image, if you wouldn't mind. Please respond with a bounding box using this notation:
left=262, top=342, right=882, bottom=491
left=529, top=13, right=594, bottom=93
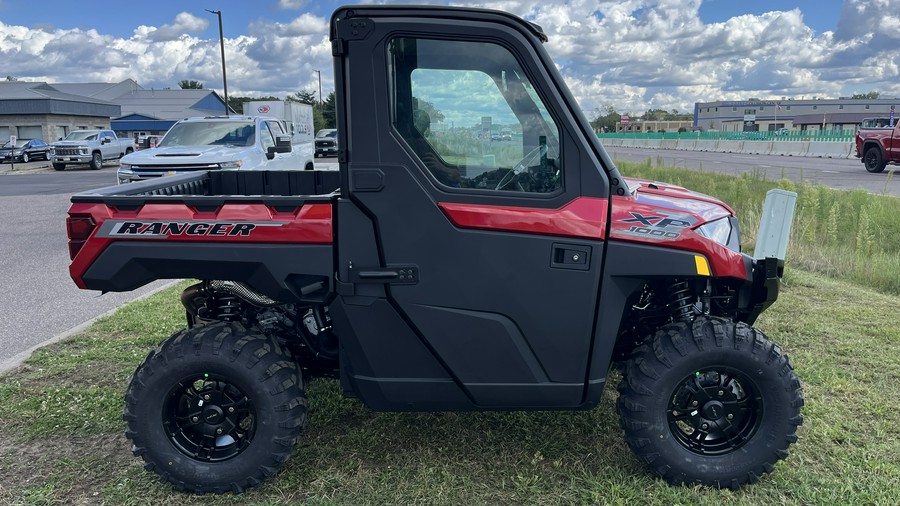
left=0, top=431, right=136, bottom=502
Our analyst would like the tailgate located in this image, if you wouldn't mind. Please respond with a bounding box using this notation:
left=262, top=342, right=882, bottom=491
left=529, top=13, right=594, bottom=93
left=67, top=197, right=335, bottom=303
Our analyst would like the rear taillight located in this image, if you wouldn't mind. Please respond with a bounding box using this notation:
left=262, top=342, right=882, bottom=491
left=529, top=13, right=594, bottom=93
left=66, top=215, right=96, bottom=259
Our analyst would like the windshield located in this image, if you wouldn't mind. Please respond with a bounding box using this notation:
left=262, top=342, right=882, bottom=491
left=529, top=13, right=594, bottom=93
left=65, top=131, right=99, bottom=141
left=159, top=121, right=256, bottom=147
left=316, top=130, right=336, bottom=139
left=1, top=140, right=28, bottom=148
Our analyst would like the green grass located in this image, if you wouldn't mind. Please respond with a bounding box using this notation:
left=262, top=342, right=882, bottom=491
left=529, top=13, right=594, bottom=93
left=1, top=270, right=899, bottom=505
left=2, top=163, right=900, bottom=504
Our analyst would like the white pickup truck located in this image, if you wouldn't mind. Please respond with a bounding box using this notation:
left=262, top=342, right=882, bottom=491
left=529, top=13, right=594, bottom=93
left=116, top=116, right=315, bottom=183
left=50, top=130, right=135, bottom=171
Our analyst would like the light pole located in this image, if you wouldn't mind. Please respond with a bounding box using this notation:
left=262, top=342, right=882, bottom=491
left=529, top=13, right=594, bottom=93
left=314, top=69, right=322, bottom=105
left=206, top=9, right=229, bottom=116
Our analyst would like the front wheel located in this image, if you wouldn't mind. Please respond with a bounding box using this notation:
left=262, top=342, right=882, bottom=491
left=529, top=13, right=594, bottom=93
left=617, top=317, right=803, bottom=489
left=863, top=147, right=886, bottom=173
left=124, top=322, right=308, bottom=493
left=52, top=162, right=66, bottom=171
left=21, top=152, right=29, bottom=163
left=89, top=152, right=103, bottom=170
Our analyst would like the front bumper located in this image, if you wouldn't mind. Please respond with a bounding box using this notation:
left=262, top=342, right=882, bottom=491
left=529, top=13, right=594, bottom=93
left=52, top=155, right=92, bottom=164
left=737, top=256, right=783, bottom=326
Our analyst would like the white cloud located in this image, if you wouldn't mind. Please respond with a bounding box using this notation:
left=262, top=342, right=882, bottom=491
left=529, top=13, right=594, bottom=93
left=0, top=0, right=897, bottom=116
left=139, top=12, right=209, bottom=42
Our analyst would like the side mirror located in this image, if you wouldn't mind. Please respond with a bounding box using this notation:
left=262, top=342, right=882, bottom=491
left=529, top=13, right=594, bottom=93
left=267, top=135, right=292, bottom=158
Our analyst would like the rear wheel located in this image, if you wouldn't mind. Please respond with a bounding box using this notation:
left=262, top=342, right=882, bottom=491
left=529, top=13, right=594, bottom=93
left=124, top=322, right=307, bottom=493
left=52, top=162, right=66, bottom=171
left=89, top=152, right=103, bottom=170
left=617, top=316, right=803, bottom=489
left=863, top=146, right=886, bottom=173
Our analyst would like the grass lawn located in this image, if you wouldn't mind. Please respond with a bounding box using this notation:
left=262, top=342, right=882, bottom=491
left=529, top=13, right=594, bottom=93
left=0, top=267, right=898, bottom=505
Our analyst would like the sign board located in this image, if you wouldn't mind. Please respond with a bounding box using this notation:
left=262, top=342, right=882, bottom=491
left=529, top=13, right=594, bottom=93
left=9, top=135, right=16, bottom=145
left=621, top=115, right=630, bottom=125
left=743, top=114, right=756, bottom=122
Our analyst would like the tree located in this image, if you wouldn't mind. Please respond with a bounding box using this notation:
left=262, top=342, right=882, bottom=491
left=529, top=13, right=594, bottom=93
left=287, top=90, right=317, bottom=105
left=851, top=91, right=880, bottom=99
left=590, top=105, right=621, bottom=133
left=227, top=95, right=280, bottom=115
left=178, top=80, right=204, bottom=90
left=412, top=97, right=445, bottom=124
left=321, top=91, right=337, bottom=129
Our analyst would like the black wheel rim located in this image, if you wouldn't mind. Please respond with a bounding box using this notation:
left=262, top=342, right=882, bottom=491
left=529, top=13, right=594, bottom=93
left=666, top=367, right=762, bottom=456
left=163, top=374, right=257, bottom=462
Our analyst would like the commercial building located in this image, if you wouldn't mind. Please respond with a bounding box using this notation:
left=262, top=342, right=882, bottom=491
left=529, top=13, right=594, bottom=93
left=693, top=98, right=898, bottom=132
left=0, top=79, right=229, bottom=143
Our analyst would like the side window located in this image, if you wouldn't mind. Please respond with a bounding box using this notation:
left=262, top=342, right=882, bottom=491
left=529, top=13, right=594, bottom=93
left=261, top=122, right=277, bottom=151
left=388, top=37, right=561, bottom=193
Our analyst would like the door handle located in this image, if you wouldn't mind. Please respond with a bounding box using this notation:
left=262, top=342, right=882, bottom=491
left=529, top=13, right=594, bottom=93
left=551, top=243, right=591, bottom=270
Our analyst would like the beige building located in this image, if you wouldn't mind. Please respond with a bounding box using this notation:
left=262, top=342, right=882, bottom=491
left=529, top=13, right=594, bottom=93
left=693, top=98, right=897, bottom=132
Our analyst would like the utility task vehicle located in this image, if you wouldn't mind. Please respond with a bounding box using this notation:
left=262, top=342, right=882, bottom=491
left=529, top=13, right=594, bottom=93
left=66, top=5, right=803, bottom=494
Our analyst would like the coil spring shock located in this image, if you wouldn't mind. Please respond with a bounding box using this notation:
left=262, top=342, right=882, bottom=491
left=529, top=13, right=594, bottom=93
left=667, top=280, right=694, bottom=321
left=213, top=294, right=242, bottom=321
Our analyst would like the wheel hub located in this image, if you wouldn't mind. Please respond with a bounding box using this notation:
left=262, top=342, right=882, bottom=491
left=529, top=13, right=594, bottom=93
left=163, top=375, right=257, bottom=462
left=202, top=405, right=225, bottom=425
left=667, top=367, right=762, bottom=456
left=702, top=400, right=725, bottom=420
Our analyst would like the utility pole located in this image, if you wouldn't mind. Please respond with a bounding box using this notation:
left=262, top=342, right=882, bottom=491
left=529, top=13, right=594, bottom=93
left=314, top=69, right=322, bottom=105
left=206, top=9, right=229, bottom=116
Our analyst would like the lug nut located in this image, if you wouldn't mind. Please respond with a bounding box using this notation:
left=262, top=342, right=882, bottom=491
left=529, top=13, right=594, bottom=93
left=727, top=414, right=734, bottom=420
left=718, top=390, right=724, bottom=396
left=692, top=400, right=698, bottom=406
left=228, top=407, right=234, bottom=413
left=216, top=428, right=223, bottom=435
left=191, top=416, right=199, bottom=423
left=701, top=423, right=709, bottom=430
left=204, top=395, right=210, bottom=401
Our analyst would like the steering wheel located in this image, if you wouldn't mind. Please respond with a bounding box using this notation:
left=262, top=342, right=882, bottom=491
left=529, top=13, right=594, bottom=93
left=495, top=146, right=543, bottom=191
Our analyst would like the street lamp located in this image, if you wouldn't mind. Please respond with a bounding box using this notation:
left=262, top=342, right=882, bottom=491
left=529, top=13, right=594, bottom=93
left=205, top=9, right=229, bottom=116
left=314, top=69, right=322, bottom=105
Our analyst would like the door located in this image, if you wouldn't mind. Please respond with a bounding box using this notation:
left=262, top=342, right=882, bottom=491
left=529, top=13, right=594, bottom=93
left=334, top=12, right=611, bottom=409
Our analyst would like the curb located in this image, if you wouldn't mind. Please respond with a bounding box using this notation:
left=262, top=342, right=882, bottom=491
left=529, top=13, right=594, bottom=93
left=0, top=280, right=178, bottom=374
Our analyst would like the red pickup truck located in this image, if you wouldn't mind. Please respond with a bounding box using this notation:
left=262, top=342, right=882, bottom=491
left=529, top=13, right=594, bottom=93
left=66, top=4, right=803, bottom=495
left=855, top=117, right=898, bottom=172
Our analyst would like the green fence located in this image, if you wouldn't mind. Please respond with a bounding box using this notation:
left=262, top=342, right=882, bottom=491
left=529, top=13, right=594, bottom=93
left=597, top=129, right=856, bottom=142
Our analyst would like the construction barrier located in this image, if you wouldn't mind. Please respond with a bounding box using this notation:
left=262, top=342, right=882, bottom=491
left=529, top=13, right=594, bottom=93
left=717, top=140, right=744, bottom=153
left=695, top=140, right=717, bottom=152
left=741, top=141, right=773, bottom=155
left=806, top=142, right=854, bottom=159
left=659, top=139, right=678, bottom=150
left=644, top=139, right=662, bottom=149
left=675, top=139, right=697, bottom=151
left=770, top=141, right=809, bottom=157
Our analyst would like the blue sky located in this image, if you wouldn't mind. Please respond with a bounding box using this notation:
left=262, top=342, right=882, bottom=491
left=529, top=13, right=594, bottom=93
left=0, top=0, right=845, bottom=38
left=0, top=0, right=895, bottom=116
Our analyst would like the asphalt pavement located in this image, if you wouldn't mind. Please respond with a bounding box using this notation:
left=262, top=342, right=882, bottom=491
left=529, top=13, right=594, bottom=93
left=0, top=160, right=171, bottom=371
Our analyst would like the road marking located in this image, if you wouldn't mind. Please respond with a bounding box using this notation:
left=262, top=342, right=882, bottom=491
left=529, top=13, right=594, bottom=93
left=759, top=165, right=772, bottom=168
left=822, top=170, right=840, bottom=174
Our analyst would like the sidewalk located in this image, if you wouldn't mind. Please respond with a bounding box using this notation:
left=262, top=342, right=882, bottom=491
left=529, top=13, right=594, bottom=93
left=0, top=160, right=53, bottom=175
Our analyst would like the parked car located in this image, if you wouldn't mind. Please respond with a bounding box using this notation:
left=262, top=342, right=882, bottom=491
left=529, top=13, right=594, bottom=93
left=50, top=130, right=135, bottom=171
left=0, top=139, right=50, bottom=163
left=117, top=116, right=313, bottom=184
left=314, top=128, right=338, bottom=157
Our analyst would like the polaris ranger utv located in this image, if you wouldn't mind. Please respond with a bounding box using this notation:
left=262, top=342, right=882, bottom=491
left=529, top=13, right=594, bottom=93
left=66, top=4, right=802, bottom=493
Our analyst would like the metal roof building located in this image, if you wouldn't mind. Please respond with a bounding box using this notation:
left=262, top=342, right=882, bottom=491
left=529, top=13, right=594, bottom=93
left=0, top=79, right=229, bottom=143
